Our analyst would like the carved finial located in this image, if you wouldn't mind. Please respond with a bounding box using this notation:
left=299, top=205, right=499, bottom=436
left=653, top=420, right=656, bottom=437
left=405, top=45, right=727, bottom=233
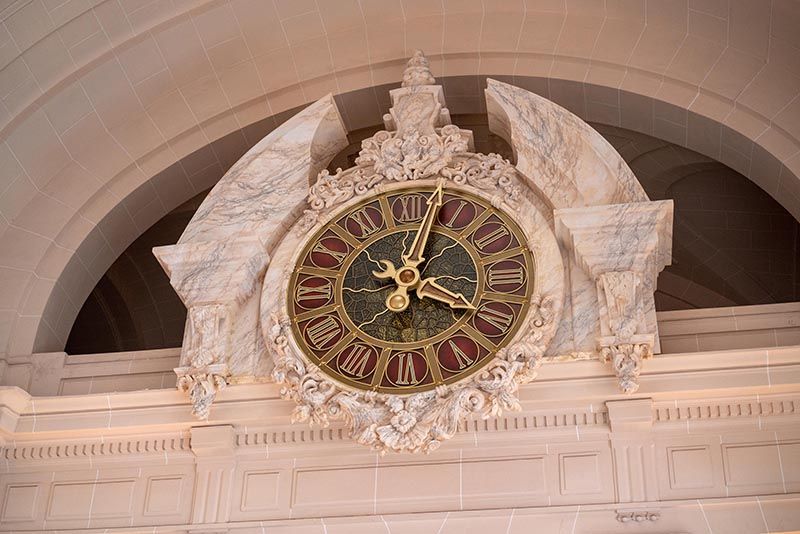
left=401, top=50, right=436, bottom=87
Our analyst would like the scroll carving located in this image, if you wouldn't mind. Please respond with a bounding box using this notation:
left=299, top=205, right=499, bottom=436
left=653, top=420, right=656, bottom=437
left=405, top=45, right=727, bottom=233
left=175, top=304, right=232, bottom=418
left=441, top=153, right=522, bottom=213
left=299, top=125, right=469, bottom=231
left=176, top=365, right=229, bottom=420
left=596, top=271, right=652, bottom=392
left=600, top=343, right=652, bottom=394
left=269, top=296, right=555, bottom=454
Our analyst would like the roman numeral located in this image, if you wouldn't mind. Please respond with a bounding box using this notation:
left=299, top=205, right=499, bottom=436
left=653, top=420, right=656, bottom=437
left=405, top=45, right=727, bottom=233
left=305, top=316, right=341, bottom=350
left=474, top=225, right=510, bottom=250
left=448, top=340, right=474, bottom=370
left=340, top=345, right=372, bottom=378
left=396, top=195, right=424, bottom=222
left=444, top=200, right=467, bottom=227
left=296, top=280, right=332, bottom=303
left=395, top=352, right=419, bottom=385
left=488, top=266, right=524, bottom=288
left=348, top=207, right=380, bottom=237
left=312, top=241, right=346, bottom=263
left=477, top=306, right=514, bottom=334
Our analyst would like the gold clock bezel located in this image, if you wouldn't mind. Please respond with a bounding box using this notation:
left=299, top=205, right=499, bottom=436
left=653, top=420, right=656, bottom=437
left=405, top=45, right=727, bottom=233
left=287, top=183, right=536, bottom=395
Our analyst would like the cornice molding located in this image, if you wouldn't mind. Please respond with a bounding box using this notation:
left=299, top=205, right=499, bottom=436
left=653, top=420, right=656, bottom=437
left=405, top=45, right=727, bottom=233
left=0, top=345, right=797, bottom=452
left=2, top=392, right=798, bottom=464
left=0, top=345, right=800, bottom=439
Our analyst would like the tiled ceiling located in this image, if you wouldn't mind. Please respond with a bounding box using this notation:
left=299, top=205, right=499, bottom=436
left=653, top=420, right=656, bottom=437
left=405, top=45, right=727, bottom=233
left=65, top=114, right=800, bottom=355
left=1, top=0, right=798, bottom=356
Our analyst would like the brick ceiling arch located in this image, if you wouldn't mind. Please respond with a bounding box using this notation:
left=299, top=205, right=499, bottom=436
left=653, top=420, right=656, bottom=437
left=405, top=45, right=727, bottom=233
left=0, top=0, right=798, bottom=355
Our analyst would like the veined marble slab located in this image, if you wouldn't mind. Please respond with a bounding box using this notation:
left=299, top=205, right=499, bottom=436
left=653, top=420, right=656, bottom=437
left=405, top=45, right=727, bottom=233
left=485, top=79, right=647, bottom=208
left=179, top=95, right=348, bottom=251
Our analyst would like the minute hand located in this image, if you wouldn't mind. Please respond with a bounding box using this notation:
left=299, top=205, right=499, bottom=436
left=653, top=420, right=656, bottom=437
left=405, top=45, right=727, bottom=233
left=416, top=277, right=476, bottom=310
left=402, top=185, right=443, bottom=268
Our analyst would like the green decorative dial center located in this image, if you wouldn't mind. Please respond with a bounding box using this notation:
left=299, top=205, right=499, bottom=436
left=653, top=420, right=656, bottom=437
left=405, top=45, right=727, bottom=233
left=342, top=229, right=478, bottom=344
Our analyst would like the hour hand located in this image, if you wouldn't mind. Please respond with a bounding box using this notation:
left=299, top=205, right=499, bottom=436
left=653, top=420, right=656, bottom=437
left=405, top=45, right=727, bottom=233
left=416, top=277, right=476, bottom=310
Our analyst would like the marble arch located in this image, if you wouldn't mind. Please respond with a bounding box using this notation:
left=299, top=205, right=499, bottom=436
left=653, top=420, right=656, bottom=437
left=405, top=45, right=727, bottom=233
left=0, top=0, right=798, bottom=357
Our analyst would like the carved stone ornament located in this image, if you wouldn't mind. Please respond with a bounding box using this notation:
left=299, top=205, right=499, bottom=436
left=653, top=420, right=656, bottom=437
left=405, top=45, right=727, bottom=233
left=555, top=201, right=673, bottom=394
left=176, top=363, right=230, bottom=420
left=615, top=510, right=660, bottom=523
left=298, top=124, right=471, bottom=232
left=401, top=49, right=436, bottom=87
left=260, top=51, right=566, bottom=454
left=269, top=296, right=555, bottom=454
left=598, top=271, right=641, bottom=342
left=175, top=304, right=232, bottom=419
left=600, top=343, right=652, bottom=394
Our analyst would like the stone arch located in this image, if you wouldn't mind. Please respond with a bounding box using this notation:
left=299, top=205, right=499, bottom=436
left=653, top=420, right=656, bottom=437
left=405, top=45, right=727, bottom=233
left=0, top=1, right=798, bottom=355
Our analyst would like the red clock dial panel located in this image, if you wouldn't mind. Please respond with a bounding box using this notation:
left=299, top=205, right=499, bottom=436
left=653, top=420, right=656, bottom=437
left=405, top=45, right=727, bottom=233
left=288, top=186, right=534, bottom=394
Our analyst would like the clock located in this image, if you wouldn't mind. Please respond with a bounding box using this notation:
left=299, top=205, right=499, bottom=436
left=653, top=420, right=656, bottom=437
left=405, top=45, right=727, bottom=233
left=262, top=140, right=563, bottom=453
left=288, top=184, right=534, bottom=394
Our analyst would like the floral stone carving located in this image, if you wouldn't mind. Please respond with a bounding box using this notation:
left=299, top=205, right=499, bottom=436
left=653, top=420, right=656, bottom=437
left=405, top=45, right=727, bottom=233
left=274, top=142, right=559, bottom=453
left=600, top=343, right=652, bottom=394
left=176, top=363, right=230, bottom=420
left=269, top=296, right=555, bottom=454
left=265, top=51, right=565, bottom=453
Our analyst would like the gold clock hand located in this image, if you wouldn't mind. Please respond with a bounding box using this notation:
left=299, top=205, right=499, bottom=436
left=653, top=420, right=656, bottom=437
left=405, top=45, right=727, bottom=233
left=371, top=259, right=397, bottom=280
left=402, top=184, right=443, bottom=268
left=372, top=259, right=417, bottom=312
left=416, top=277, right=476, bottom=310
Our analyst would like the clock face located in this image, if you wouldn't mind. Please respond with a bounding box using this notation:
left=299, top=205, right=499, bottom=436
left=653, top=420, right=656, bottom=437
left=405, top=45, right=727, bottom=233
left=288, top=185, right=534, bottom=394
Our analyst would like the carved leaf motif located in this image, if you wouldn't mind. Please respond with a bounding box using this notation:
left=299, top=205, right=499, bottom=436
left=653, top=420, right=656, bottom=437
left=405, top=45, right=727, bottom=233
left=600, top=343, right=652, bottom=394
left=441, top=153, right=522, bottom=213
left=298, top=126, right=473, bottom=231
left=177, top=369, right=229, bottom=420
left=268, top=296, right=553, bottom=454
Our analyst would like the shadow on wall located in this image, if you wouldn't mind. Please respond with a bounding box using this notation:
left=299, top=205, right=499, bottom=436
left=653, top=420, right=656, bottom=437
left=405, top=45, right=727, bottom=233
left=65, top=119, right=800, bottom=354
left=65, top=192, right=206, bottom=355
left=660, top=169, right=800, bottom=309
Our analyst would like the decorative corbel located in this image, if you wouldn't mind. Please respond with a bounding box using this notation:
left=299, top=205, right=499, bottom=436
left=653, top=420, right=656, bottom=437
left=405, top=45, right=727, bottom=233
left=596, top=270, right=654, bottom=393
left=153, top=234, right=269, bottom=418
left=555, top=201, right=673, bottom=393
left=175, top=303, right=232, bottom=419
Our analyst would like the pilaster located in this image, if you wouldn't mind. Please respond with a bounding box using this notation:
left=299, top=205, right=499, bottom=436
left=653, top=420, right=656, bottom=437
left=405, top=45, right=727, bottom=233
left=606, top=398, right=659, bottom=504
left=190, top=425, right=236, bottom=525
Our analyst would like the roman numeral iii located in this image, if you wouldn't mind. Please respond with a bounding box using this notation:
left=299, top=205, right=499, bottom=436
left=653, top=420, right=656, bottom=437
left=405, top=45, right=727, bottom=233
left=487, top=266, right=524, bottom=288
